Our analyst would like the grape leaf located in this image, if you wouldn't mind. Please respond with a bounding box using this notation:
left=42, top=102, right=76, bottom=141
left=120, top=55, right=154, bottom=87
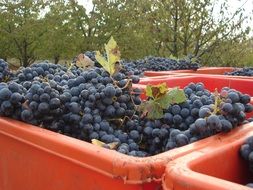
left=147, top=102, right=164, bottom=119
left=140, top=100, right=164, bottom=119
left=140, top=85, right=187, bottom=120
left=76, top=54, right=94, bottom=68
left=95, top=51, right=109, bottom=70
left=166, top=88, right=187, bottom=104
left=155, top=95, right=171, bottom=109
left=95, top=36, right=121, bottom=76
left=91, top=139, right=105, bottom=147
left=145, top=83, right=168, bottom=99
left=91, top=139, right=119, bottom=150
left=107, top=142, right=119, bottom=149
left=105, top=37, right=120, bottom=66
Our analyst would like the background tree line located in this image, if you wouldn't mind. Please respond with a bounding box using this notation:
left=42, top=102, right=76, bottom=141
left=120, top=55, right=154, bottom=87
left=0, top=0, right=252, bottom=68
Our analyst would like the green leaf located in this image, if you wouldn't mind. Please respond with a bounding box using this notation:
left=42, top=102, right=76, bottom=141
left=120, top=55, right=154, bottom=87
left=140, top=85, right=187, bottom=120
left=166, top=88, right=187, bottom=104
left=155, top=94, right=171, bottom=109
left=145, top=83, right=168, bottom=99
left=105, top=37, right=120, bottom=70
left=95, top=51, right=109, bottom=70
left=95, top=36, right=121, bottom=76
left=147, top=102, right=164, bottom=119
left=140, top=100, right=164, bottom=119
left=145, top=85, right=154, bottom=98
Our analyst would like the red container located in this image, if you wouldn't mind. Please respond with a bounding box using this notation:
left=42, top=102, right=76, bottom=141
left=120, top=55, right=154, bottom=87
left=138, top=75, right=253, bottom=96
left=144, top=67, right=236, bottom=77
left=143, top=73, right=253, bottom=80
left=0, top=117, right=219, bottom=190
left=162, top=122, right=253, bottom=190
left=1, top=76, right=253, bottom=189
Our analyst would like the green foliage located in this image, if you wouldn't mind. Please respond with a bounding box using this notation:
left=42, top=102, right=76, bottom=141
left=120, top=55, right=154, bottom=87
left=38, top=0, right=78, bottom=64
left=0, top=0, right=251, bottom=67
left=0, top=0, right=48, bottom=67
left=140, top=83, right=187, bottom=119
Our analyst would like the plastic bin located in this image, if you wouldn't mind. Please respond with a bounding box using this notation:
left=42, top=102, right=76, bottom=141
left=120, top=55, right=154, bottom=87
left=162, top=122, right=253, bottom=190
left=1, top=76, right=253, bottom=190
left=138, top=75, right=253, bottom=96
left=143, top=73, right=253, bottom=80
left=0, top=117, right=218, bottom=190
left=144, top=67, right=236, bottom=77
left=133, top=81, right=253, bottom=118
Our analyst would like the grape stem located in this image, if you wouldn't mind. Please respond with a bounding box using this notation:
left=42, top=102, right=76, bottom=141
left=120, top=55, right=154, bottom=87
left=213, top=88, right=219, bottom=115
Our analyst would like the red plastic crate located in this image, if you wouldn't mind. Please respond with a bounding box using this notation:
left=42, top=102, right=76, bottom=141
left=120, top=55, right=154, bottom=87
left=162, top=122, right=253, bottom=190
left=0, top=117, right=219, bottom=190
left=138, top=75, right=253, bottom=96
left=1, top=76, right=253, bottom=190
left=144, top=67, right=235, bottom=77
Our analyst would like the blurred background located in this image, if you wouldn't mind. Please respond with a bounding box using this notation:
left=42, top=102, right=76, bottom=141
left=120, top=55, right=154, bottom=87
left=0, top=0, right=252, bottom=68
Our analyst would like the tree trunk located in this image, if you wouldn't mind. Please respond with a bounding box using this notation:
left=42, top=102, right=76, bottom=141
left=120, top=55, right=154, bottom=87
left=54, top=55, right=60, bottom=64
left=172, top=0, right=178, bottom=57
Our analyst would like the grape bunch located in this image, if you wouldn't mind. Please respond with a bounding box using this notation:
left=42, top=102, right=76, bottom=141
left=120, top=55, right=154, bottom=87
left=83, top=52, right=201, bottom=76
left=240, top=136, right=253, bottom=188
left=0, top=61, right=149, bottom=156
left=128, top=82, right=253, bottom=156
left=121, top=56, right=200, bottom=75
left=0, top=58, right=252, bottom=157
left=225, top=67, right=253, bottom=77
left=0, top=59, right=11, bottom=82
left=189, top=87, right=253, bottom=140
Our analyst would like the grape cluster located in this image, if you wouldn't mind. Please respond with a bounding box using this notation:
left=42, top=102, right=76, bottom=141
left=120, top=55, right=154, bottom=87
left=136, top=82, right=253, bottom=155
left=0, top=59, right=252, bottom=157
left=225, top=67, right=253, bottom=77
left=0, top=59, right=11, bottom=82
left=83, top=51, right=101, bottom=67
left=138, top=82, right=212, bottom=154
left=83, top=52, right=201, bottom=76
left=122, top=56, right=200, bottom=75
left=189, top=87, right=253, bottom=140
left=240, top=136, right=253, bottom=188
left=0, top=61, right=149, bottom=156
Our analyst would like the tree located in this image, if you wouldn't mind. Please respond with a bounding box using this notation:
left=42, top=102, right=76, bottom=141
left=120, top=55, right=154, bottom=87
left=38, top=0, right=79, bottom=64
left=151, top=0, right=250, bottom=64
left=0, top=0, right=48, bottom=67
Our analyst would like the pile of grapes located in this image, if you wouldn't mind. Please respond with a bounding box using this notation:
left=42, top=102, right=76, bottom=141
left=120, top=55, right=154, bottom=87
left=240, top=136, right=253, bottom=188
left=225, top=67, right=253, bottom=77
left=83, top=51, right=200, bottom=76
left=0, top=57, right=252, bottom=157
left=0, top=59, right=11, bottom=81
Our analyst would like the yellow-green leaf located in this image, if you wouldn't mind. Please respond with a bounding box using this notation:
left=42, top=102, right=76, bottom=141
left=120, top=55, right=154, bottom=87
left=140, top=86, right=187, bottom=120
left=95, top=51, right=108, bottom=69
left=91, top=139, right=119, bottom=150
left=166, top=88, right=187, bottom=104
left=145, top=83, right=168, bottom=99
left=105, top=37, right=120, bottom=74
left=107, top=142, right=119, bottom=149
left=145, top=85, right=153, bottom=98
left=95, top=37, right=121, bottom=76
left=91, top=139, right=105, bottom=147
